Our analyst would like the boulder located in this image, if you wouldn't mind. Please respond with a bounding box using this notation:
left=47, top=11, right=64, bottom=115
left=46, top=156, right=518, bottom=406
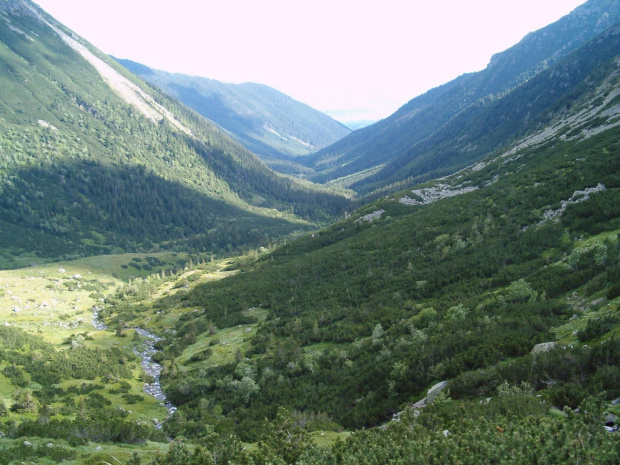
left=531, top=342, right=558, bottom=355
left=426, top=380, right=449, bottom=403
left=604, top=413, right=618, bottom=426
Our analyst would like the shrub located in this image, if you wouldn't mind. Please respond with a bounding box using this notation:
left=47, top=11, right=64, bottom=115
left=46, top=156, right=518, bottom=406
left=189, top=348, right=213, bottom=363
left=578, top=315, right=619, bottom=342
left=607, top=281, right=620, bottom=300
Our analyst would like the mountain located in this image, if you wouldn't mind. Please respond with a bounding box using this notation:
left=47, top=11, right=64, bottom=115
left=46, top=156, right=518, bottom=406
left=0, top=0, right=349, bottom=268
left=1, top=2, right=620, bottom=462
left=302, top=0, right=620, bottom=195
left=114, top=58, right=351, bottom=171
left=132, top=20, right=620, bottom=450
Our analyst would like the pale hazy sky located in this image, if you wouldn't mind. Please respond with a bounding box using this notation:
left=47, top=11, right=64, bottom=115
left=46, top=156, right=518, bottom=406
left=34, top=0, right=587, bottom=123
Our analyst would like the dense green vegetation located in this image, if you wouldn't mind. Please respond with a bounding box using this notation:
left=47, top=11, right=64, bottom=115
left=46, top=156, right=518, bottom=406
left=146, top=395, right=619, bottom=464
left=0, top=253, right=213, bottom=463
left=0, top=324, right=167, bottom=445
left=115, top=58, right=351, bottom=167
left=99, top=120, right=620, bottom=463
left=1, top=1, right=620, bottom=463
left=0, top=1, right=350, bottom=267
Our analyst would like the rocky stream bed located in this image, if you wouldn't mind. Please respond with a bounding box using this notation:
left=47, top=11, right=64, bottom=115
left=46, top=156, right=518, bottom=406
left=92, top=307, right=177, bottom=428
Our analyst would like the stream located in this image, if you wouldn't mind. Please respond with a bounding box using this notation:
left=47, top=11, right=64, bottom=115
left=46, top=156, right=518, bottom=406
left=92, top=306, right=177, bottom=428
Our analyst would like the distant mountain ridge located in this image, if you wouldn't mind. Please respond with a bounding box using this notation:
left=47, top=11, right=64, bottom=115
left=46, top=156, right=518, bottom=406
left=114, top=58, right=351, bottom=170
left=302, top=0, right=620, bottom=194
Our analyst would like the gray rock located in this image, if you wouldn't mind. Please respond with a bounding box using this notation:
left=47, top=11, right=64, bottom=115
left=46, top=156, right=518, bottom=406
left=412, top=397, right=427, bottom=408
left=611, top=398, right=620, bottom=406
left=426, top=380, right=449, bottom=403
left=591, top=298, right=607, bottom=307
left=604, top=413, right=618, bottom=426
left=23, top=441, right=32, bottom=446
left=531, top=342, right=558, bottom=355
left=46, top=442, right=54, bottom=448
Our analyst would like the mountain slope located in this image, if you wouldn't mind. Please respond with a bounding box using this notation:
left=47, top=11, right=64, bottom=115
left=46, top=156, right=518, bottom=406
left=2, top=68, right=619, bottom=461
left=114, top=58, right=351, bottom=169
left=351, top=22, right=620, bottom=194
left=302, top=0, right=620, bottom=194
left=1, top=2, right=619, bottom=462
left=0, top=0, right=349, bottom=267
left=116, top=23, right=620, bottom=443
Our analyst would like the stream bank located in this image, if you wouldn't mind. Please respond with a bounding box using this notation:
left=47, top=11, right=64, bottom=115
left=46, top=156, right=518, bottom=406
left=92, top=307, right=176, bottom=428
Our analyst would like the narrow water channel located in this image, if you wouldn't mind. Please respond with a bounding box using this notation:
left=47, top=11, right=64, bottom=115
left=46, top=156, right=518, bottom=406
left=133, top=327, right=178, bottom=427
left=92, top=307, right=177, bottom=428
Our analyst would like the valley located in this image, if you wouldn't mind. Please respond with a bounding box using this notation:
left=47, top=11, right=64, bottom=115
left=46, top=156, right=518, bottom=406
left=1, top=0, right=620, bottom=463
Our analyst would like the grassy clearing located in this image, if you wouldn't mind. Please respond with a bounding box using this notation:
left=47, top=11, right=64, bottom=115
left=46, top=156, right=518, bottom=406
left=0, top=253, right=214, bottom=438
left=549, top=229, right=620, bottom=345
left=0, top=265, right=118, bottom=346
left=114, top=260, right=237, bottom=333
left=62, top=252, right=199, bottom=281
left=572, top=229, right=620, bottom=252
left=552, top=299, right=619, bottom=344
left=310, top=430, right=351, bottom=448
left=178, top=321, right=259, bottom=368
left=0, top=252, right=209, bottom=344
left=0, top=437, right=172, bottom=464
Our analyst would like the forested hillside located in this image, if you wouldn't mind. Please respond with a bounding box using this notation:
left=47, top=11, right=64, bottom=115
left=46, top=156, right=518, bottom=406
left=1, top=0, right=620, bottom=463
left=0, top=0, right=349, bottom=268
left=301, top=0, right=620, bottom=196
left=114, top=58, right=350, bottom=172
left=94, top=25, right=620, bottom=460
